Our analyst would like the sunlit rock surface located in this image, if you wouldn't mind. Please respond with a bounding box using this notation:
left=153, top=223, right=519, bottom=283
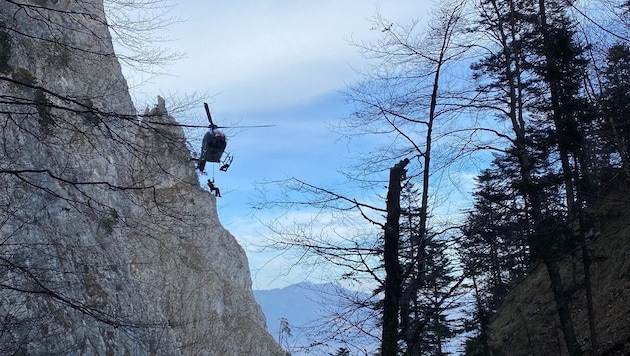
left=0, top=1, right=283, bottom=354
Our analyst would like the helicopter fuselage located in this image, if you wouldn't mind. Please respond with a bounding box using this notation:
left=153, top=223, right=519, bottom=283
left=200, top=130, right=227, bottom=163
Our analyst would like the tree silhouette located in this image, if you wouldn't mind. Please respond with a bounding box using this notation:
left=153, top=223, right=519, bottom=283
left=256, top=1, right=473, bottom=354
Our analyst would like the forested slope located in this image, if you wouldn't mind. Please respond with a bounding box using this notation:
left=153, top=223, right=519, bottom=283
left=488, top=173, right=630, bottom=355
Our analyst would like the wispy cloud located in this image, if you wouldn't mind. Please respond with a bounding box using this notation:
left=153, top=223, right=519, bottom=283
left=135, top=1, right=428, bottom=112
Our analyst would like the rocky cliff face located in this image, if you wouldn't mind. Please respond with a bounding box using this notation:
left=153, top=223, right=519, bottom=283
left=0, top=1, right=283, bottom=355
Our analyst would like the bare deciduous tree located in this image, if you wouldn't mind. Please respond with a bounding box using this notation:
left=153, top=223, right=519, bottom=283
left=254, top=1, right=475, bottom=354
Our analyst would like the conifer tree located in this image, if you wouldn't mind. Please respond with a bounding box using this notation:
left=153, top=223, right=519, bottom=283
left=399, top=183, right=465, bottom=355
left=468, top=0, right=591, bottom=353
left=599, top=43, right=630, bottom=171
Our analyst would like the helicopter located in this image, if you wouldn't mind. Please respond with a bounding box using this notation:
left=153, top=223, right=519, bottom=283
left=193, top=102, right=272, bottom=173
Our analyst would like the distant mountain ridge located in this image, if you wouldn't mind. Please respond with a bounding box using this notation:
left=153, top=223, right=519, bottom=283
left=255, top=282, right=330, bottom=333
left=254, top=282, right=378, bottom=355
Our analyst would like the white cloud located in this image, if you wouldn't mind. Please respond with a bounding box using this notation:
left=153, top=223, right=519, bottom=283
left=133, top=0, right=429, bottom=112
left=226, top=207, right=383, bottom=290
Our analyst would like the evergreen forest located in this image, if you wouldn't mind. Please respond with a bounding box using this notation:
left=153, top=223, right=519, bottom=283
left=260, top=1, right=630, bottom=355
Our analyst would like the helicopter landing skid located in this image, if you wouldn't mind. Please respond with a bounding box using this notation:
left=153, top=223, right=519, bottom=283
left=219, top=153, right=233, bottom=171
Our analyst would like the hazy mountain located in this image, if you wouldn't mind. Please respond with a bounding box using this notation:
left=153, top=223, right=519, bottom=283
left=255, top=282, right=379, bottom=356
left=255, top=282, right=328, bottom=336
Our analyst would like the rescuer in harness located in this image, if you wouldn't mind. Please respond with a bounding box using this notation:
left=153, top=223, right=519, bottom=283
left=207, top=179, right=221, bottom=197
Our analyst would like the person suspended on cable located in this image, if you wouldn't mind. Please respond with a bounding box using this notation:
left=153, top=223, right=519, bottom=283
left=207, top=179, right=221, bottom=197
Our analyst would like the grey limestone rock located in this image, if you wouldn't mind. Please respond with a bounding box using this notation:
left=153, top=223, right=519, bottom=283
left=0, top=1, right=284, bottom=355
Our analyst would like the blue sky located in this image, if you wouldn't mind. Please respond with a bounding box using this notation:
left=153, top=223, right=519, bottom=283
left=119, top=1, right=434, bottom=290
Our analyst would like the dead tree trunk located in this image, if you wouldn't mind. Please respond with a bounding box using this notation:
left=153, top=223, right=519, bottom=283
left=382, top=158, right=410, bottom=356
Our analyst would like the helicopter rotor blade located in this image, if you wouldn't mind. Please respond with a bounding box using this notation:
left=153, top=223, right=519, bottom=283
left=203, top=102, right=215, bottom=128
left=216, top=124, right=276, bottom=129
left=141, top=122, right=275, bottom=129
left=142, top=102, right=275, bottom=129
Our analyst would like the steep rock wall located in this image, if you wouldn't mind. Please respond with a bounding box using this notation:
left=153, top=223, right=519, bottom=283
left=0, top=1, right=283, bottom=355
